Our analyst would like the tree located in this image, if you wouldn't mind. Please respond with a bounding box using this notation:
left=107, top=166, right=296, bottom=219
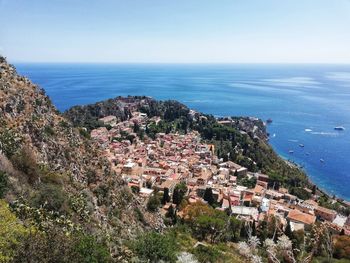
left=312, top=185, right=317, bottom=195
left=165, top=205, right=177, bottom=225
left=290, top=187, right=311, bottom=200
left=162, top=188, right=170, bottom=205
left=333, top=235, right=350, bottom=259
left=147, top=194, right=160, bottom=212
left=228, top=217, right=242, bottom=242
left=172, top=182, right=187, bottom=205
left=285, top=221, right=292, bottom=239
left=172, top=188, right=180, bottom=205
left=133, top=122, right=140, bottom=133
left=203, top=187, right=215, bottom=206
left=194, top=212, right=227, bottom=243
left=252, top=220, right=257, bottom=237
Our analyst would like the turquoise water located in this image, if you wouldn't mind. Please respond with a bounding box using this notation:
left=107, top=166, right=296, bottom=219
left=15, top=63, right=350, bottom=200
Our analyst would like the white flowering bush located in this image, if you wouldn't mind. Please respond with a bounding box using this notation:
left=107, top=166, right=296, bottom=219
left=238, top=237, right=263, bottom=263
left=177, top=252, right=199, bottom=263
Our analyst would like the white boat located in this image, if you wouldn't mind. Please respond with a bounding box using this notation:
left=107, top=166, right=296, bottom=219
left=320, top=159, right=325, bottom=163
left=334, top=126, right=345, bottom=131
left=289, top=150, right=294, bottom=154
left=299, top=144, right=304, bottom=147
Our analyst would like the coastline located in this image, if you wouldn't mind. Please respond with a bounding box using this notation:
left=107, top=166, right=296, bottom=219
left=272, top=144, right=350, bottom=205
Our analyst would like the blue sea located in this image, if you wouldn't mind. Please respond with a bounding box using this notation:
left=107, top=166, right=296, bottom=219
left=15, top=63, right=350, bottom=200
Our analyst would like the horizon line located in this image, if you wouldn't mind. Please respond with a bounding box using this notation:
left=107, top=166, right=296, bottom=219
left=11, top=60, right=350, bottom=65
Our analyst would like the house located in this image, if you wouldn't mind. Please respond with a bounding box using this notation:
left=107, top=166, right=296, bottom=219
left=265, top=189, right=284, bottom=200
left=236, top=167, right=248, bottom=177
left=256, top=173, right=269, bottom=183
left=242, top=190, right=254, bottom=206
left=99, top=115, right=117, bottom=126
left=139, top=187, right=154, bottom=197
left=332, top=215, right=347, bottom=228
left=122, top=162, right=139, bottom=175
left=287, top=209, right=316, bottom=228
left=314, top=206, right=337, bottom=222
left=231, top=206, right=259, bottom=220
left=158, top=179, right=178, bottom=194
left=253, top=184, right=265, bottom=196
left=297, top=199, right=318, bottom=214
left=228, top=191, right=241, bottom=206
left=219, top=161, right=248, bottom=177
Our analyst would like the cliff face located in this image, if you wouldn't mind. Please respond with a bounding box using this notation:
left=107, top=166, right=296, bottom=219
left=0, top=57, right=105, bottom=181
left=0, top=56, right=161, bottom=260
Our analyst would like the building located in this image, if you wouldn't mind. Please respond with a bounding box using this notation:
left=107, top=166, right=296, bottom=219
left=287, top=209, right=316, bottom=229
left=314, top=206, right=337, bottom=222
left=99, top=115, right=117, bottom=126
left=231, top=206, right=259, bottom=220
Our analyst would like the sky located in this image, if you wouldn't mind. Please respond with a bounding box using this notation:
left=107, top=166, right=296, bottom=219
left=1, top=0, right=350, bottom=63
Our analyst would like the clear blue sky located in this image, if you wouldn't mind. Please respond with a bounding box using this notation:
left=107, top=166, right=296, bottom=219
left=1, top=0, right=350, bottom=63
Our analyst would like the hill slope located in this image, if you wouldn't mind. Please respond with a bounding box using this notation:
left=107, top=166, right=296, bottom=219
left=0, top=56, right=162, bottom=262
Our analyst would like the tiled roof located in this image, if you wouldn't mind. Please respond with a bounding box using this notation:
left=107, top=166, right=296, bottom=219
left=287, top=209, right=316, bottom=225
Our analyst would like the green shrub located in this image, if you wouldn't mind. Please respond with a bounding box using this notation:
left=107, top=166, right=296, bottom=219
left=0, top=171, right=9, bottom=198
left=86, top=169, right=97, bottom=185
left=12, top=227, right=111, bottom=263
left=0, top=200, right=28, bottom=262
left=32, top=184, right=66, bottom=212
left=0, top=128, right=22, bottom=157
left=132, top=231, right=178, bottom=262
left=131, top=185, right=140, bottom=194
left=43, top=125, right=55, bottom=136
left=11, top=147, right=40, bottom=184
left=79, top=128, right=90, bottom=139
left=73, top=234, right=111, bottom=263
left=192, top=244, right=220, bottom=263
left=147, top=194, right=160, bottom=212
left=59, top=120, right=70, bottom=128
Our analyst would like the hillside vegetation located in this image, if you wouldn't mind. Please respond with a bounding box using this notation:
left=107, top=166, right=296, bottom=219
left=0, top=56, right=161, bottom=262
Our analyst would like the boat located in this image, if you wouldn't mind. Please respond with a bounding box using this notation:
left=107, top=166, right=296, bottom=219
left=266, top=118, right=273, bottom=124
left=320, top=159, right=325, bottom=163
left=334, top=126, right=345, bottom=131
left=289, top=150, right=294, bottom=154
left=299, top=144, right=304, bottom=148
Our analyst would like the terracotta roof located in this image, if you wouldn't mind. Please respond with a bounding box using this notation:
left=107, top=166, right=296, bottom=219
left=254, top=184, right=265, bottom=195
left=287, top=209, right=316, bottom=225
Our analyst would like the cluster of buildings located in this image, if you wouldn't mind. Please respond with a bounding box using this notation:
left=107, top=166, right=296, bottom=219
left=91, top=112, right=350, bottom=235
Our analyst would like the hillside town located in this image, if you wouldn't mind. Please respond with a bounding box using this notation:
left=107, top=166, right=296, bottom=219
left=91, top=111, right=350, bottom=237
